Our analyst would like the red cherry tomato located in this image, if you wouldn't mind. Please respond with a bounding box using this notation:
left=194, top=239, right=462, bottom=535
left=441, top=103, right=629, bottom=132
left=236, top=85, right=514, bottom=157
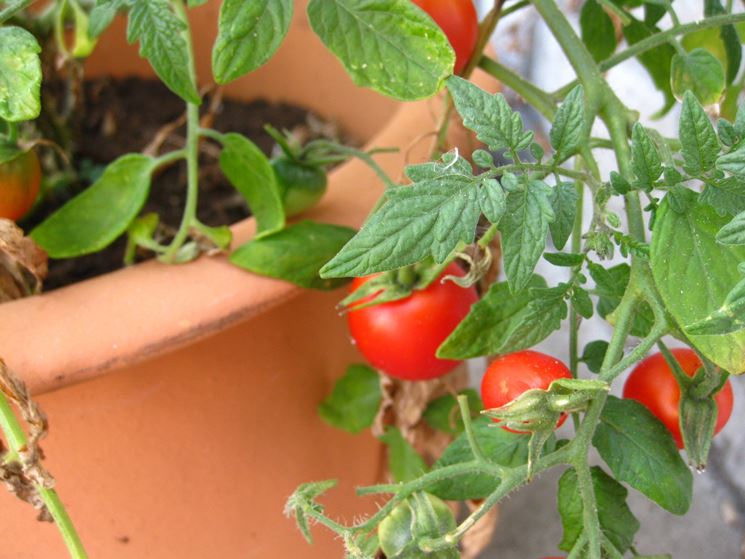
left=347, top=262, right=478, bottom=381
left=481, top=350, right=573, bottom=432
left=0, top=149, right=41, bottom=221
left=413, top=0, right=479, bottom=74
left=622, top=348, right=734, bottom=448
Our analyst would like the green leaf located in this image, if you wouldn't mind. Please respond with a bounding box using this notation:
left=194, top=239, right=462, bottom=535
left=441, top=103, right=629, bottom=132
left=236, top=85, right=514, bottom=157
left=701, top=180, right=745, bottom=216
left=318, top=364, right=381, bottom=434
left=479, top=178, right=506, bottom=224
left=671, top=48, right=726, bottom=107
left=580, top=0, right=616, bottom=62
left=543, top=252, right=584, bottom=267
left=500, top=180, right=555, bottom=293
left=558, top=466, right=640, bottom=554
left=589, top=262, right=654, bottom=337
left=581, top=340, right=608, bottom=373
left=0, top=26, right=41, bottom=122
left=593, top=397, right=693, bottom=515
left=686, top=277, right=745, bottom=336
left=622, top=17, right=675, bottom=116
left=422, top=389, right=482, bottom=435
left=379, top=426, right=428, bottom=483
left=219, top=132, right=285, bottom=236
left=651, top=191, right=745, bottom=374
left=679, top=91, right=719, bottom=176
left=307, top=0, right=453, bottom=101
left=550, top=85, right=586, bottom=161
left=704, top=0, right=742, bottom=84
left=127, top=0, right=201, bottom=104
left=0, top=142, right=22, bottom=165
left=571, top=286, right=593, bottom=319
left=89, top=0, right=129, bottom=38
left=320, top=156, right=482, bottom=278
left=231, top=221, right=356, bottom=290
left=212, top=0, right=293, bottom=84
left=429, top=417, right=535, bottom=500
left=31, top=155, right=155, bottom=258
left=716, top=210, right=745, bottom=245
left=437, top=276, right=567, bottom=359
left=716, top=143, right=745, bottom=177
left=549, top=182, right=578, bottom=251
left=447, top=76, right=534, bottom=153
left=631, top=123, right=663, bottom=189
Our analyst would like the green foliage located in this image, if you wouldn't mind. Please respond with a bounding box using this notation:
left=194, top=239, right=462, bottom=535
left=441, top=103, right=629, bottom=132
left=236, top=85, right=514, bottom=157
left=550, top=85, right=587, bottom=162
left=593, top=397, right=693, bottom=515
left=679, top=91, right=720, bottom=176
left=558, top=466, right=640, bottom=554
left=318, top=364, right=382, bottom=434
left=230, top=221, right=356, bottom=290
left=422, top=390, right=482, bottom=435
left=126, top=0, right=201, bottom=104
left=671, top=48, right=726, bottom=106
left=0, top=26, right=41, bottom=122
left=379, top=427, right=428, bottom=483
left=580, top=0, right=616, bottom=62
left=32, top=155, right=155, bottom=258
left=307, top=0, right=454, bottom=101
left=549, top=182, right=579, bottom=251
left=212, top=0, right=293, bottom=84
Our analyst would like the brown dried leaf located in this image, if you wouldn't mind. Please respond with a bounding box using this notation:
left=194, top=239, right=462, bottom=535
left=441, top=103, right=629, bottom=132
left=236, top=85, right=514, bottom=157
left=461, top=499, right=500, bottom=559
left=0, top=359, right=55, bottom=521
left=0, top=220, right=47, bottom=303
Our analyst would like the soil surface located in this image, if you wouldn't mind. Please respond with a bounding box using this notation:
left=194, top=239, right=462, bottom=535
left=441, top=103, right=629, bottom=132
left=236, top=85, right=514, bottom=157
left=24, top=77, right=347, bottom=290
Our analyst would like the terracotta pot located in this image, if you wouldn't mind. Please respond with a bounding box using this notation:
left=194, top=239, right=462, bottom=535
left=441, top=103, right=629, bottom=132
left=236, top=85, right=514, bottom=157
left=0, top=3, right=497, bottom=557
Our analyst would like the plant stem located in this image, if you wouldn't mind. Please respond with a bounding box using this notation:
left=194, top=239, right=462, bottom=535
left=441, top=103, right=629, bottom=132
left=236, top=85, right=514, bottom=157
left=457, top=395, right=485, bottom=462
left=0, top=0, right=36, bottom=24
left=574, top=460, right=601, bottom=559
left=6, top=121, right=18, bottom=144
left=0, top=395, right=88, bottom=559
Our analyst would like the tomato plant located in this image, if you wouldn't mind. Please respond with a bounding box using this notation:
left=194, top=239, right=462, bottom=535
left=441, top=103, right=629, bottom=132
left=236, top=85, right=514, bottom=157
left=270, top=156, right=327, bottom=217
left=412, top=0, right=479, bottom=74
left=0, top=150, right=41, bottom=222
left=481, top=350, right=573, bottom=431
left=347, top=262, right=478, bottom=381
left=623, top=348, right=734, bottom=448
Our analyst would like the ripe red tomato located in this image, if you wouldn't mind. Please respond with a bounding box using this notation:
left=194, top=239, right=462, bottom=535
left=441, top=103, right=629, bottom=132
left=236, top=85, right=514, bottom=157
left=347, top=262, right=478, bottom=381
left=0, top=149, right=41, bottom=221
left=481, top=350, right=572, bottom=432
left=623, top=348, right=734, bottom=448
left=412, top=0, right=479, bottom=74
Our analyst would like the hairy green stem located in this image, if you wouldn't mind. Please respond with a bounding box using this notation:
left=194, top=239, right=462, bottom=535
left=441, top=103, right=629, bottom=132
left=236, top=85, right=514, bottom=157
left=0, top=395, right=88, bottom=559
left=457, top=395, right=485, bottom=462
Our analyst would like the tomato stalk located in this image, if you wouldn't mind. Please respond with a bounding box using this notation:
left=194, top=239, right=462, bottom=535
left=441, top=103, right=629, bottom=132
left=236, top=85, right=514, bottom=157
left=0, top=393, right=88, bottom=559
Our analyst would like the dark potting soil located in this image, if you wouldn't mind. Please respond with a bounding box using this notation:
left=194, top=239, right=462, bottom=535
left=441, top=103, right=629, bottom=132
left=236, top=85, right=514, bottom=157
left=26, top=77, right=349, bottom=290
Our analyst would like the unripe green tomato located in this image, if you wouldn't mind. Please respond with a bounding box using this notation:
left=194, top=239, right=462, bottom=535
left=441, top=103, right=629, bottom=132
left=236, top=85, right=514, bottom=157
left=270, top=156, right=327, bottom=216
left=378, top=492, right=458, bottom=559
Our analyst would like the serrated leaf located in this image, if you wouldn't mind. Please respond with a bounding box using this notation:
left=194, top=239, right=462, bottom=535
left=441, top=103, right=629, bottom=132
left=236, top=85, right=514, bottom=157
left=679, top=91, right=719, bottom=176
left=549, top=182, right=578, bottom=251
left=686, top=277, right=745, bottom=335
left=701, top=180, right=745, bottom=216
left=631, top=123, right=663, bottom=189
left=212, top=0, right=293, bottom=84
left=717, top=143, right=745, bottom=177
left=718, top=119, right=738, bottom=147
left=307, top=0, right=453, bottom=101
left=558, top=466, right=640, bottom=554
left=580, top=0, right=616, bottom=62
left=219, top=132, right=285, bottom=236
left=437, top=276, right=567, bottom=359
left=422, top=389, right=482, bottom=435
left=379, top=426, right=428, bottom=483
left=231, top=221, right=356, bottom=290
left=31, top=155, right=154, bottom=258
left=429, top=417, right=535, bottom=500
left=588, top=262, right=654, bottom=337
left=716, top=210, right=745, bottom=245
left=500, top=180, right=554, bottom=292
left=447, top=76, right=534, bottom=153
left=0, top=26, right=41, bottom=122
left=317, top=364, right=381, bottom=433
left=89, top=0, right=130, bottom=38
left=651, top=191, right=745, bottom=374
left=127, top=0, right=201, bottom=104
left=479, top=178, right=506, bottom=224
left=671, top=48, right=726, bottom=107
left=593, top=397, right=693, bottom=515
left=705, top=0, right=742, bottom=84
left=320, top=157, right=482, bottom=278
left=550, top=85, right=586, bottom=161
left=543, top=252, right=584, bottom=267
left=622, top=17, right=675, bottom=116
left=571, top=287, right=593, bottom=319
left=581, top=340, right=608, bottom=373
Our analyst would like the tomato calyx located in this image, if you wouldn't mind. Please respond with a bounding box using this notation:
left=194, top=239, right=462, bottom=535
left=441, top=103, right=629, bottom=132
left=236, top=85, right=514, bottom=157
left=340, top=260, right=455, bottom=312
